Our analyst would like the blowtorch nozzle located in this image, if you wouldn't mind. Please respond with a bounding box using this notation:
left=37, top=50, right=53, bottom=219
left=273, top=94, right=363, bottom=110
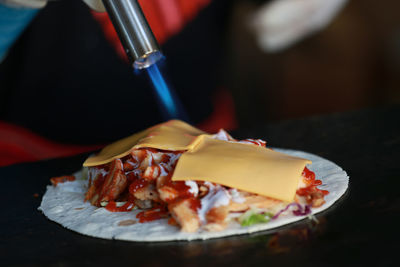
left=102, top=0, right=162, bottom=69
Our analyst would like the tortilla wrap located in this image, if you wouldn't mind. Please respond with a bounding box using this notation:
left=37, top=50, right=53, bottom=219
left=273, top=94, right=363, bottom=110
left=39, top=148, right=348, bottom=242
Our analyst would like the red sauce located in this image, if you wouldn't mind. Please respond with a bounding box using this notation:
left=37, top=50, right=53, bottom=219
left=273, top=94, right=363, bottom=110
left=187, top=198, right=201, bottom=211
left=297, top=185, right=329, bottom=197
left=302, top=167, right=316, bottom=182
left=94, top=164, right=109, bottom=172
left=123, top=160, right=137, bottom=172
left=163, top=180, right=194, bottom=202
left=297, top=167, right=329, bottom=197
left=297, top=186, right=315, bottom=196
left=97, top=159, right=124, bottom=203
left=160, top=153, right=171, bottom=163
left=93, top=173, right=106, bottom=190
left=50, top=175, right=76, bottom=186
left=105, top=201, right=135, bottom=212
left=168, top=217, right=178, bottom=226
left=241, top=138, right=266, bottom=147
left=169, top=181, right=191, bottom=196
left=126, top=171, right=140, bottom=183
left=136, top=206, right=169, bottom=223
left=129, top=178, right=149, bottom=194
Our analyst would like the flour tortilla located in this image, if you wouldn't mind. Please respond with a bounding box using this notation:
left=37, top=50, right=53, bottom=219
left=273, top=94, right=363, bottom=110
left=39, top=149, right=348, bottom=242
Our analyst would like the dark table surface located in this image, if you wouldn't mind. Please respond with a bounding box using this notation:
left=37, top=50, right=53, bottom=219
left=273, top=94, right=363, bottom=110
left=1, top=105, right=399, bottom=266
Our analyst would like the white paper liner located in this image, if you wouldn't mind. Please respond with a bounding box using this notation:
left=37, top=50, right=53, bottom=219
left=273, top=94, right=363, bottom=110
left=39, top=149, right=349, bottom=242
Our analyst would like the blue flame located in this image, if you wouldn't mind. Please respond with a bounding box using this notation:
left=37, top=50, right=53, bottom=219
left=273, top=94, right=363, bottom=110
left=146, top=63, right=177, bottom=118
left=145, top=62, right=188, bottom=121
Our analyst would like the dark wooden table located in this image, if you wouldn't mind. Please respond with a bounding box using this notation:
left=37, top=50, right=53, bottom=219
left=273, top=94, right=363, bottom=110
left=1, top=105, right=399, bottom=266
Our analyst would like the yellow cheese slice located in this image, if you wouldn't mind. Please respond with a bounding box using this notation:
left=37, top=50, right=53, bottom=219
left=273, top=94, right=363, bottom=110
left=83, top=120, right=312, bottom=202
left=83, top=120, right=207, bottom=166
left=172, top=137, right=311, bottom=202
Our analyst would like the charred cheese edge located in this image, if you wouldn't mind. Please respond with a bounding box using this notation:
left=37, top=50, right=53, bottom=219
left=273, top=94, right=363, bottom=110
left=83, top=120, right=311, bottom=202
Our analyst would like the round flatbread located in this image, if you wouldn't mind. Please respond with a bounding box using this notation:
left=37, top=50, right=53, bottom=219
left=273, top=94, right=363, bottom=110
left=39, top=149, right=349, bottom=242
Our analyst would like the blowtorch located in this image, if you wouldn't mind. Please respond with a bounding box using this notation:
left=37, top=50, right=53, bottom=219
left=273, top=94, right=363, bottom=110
left=101, top=0, right=188, bottom=120
left=101, top=0, right=162, bottom=69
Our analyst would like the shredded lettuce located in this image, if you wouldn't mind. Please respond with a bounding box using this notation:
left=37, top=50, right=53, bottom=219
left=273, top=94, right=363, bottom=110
left=239, top=209, right=273, bottom=227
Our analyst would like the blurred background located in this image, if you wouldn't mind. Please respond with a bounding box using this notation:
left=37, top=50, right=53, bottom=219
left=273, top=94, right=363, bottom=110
left=225, top=0, right=400, bottom=127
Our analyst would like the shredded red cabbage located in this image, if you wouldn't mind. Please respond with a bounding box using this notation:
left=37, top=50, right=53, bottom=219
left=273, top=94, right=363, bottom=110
left=272, top=203, right=311, bottom=220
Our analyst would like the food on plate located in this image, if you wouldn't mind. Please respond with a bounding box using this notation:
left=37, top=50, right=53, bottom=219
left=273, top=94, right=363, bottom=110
left=39, top=120, right=348, bottom=241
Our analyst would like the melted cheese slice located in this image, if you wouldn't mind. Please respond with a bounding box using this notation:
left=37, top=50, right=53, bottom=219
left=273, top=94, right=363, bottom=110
left=172, top=137, right=311, bottom=202
left=83, top=120, right=311, bottom=202
left=83, top=120, right=207, bottom=167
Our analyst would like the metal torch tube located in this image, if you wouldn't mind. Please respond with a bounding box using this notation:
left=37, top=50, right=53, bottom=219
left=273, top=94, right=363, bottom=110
left=101, top=0, right=162, bottom=69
